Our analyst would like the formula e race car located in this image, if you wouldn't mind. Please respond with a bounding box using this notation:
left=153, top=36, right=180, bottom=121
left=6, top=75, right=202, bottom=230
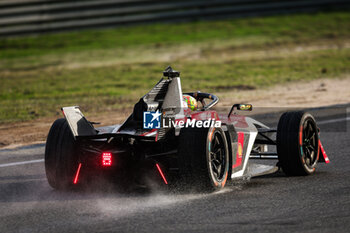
left=45, top=66, right=329, bottom=191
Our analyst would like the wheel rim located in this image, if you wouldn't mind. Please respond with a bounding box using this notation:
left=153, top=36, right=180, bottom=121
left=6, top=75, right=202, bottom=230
left=301, top=118, right=318, bottom=168
left=209, top=132, right=226, bottom=181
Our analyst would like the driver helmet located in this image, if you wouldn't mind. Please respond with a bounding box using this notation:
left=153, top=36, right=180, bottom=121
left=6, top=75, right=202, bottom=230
left=183, top=95, right=198, bottom=111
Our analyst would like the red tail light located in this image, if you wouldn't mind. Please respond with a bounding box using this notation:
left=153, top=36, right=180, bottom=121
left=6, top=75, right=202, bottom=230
left=102, top=152, right=112, bottom=166
left=156, top=163, right=168, bottom=185
left=73, top=163, right=82, bottom=184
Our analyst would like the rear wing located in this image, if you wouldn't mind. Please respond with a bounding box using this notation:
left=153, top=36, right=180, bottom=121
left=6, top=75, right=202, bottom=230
left=61, top=106, right=97, bottom=139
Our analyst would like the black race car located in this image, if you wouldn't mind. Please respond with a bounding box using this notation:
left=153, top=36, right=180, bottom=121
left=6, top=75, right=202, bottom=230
left=45, top=67, right=329, bottom=191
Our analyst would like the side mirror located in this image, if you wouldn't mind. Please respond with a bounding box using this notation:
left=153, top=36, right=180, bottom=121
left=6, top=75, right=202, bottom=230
left=228, top=104, right=253, bottom=117
left=236, top=104, right=253, bottom=111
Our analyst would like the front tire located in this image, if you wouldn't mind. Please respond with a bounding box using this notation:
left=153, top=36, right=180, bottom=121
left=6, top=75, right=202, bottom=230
left=45, top=118, right=80, bottom=189
left=277, top=111, right=319, bottom=176
left=178, top=126, right=229, bottom=191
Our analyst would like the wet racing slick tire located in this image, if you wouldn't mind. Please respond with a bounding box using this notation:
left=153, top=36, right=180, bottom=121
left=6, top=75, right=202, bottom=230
left=277, top=111, right=319, bottom=176
left=178, top=126, right=229, bottom=191
left=45, top=118, right=80, bottom=189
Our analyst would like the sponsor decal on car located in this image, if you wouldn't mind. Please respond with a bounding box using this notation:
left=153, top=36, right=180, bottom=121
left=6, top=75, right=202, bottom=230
left=237, top=142, right=243, bottom=158
left=233, top=132, right=244, bottom=169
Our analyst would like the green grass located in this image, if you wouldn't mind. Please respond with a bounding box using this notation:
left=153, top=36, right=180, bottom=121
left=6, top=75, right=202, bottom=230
left=0, top=11, right=349, bottom=123
left=1, top=11, right=349, bottom=59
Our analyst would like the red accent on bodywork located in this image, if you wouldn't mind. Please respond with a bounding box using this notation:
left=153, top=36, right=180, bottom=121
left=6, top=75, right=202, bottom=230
left=189, top=110, right=220, bottom=121
left=140, top=129, right=157, bottom=137
left=156, top=163, right=168, bottom=185
left=73, top=163, right=82, bottom=184
left=233, top=132, right=244, bottom=169
left=319, top=140, right=330, bottom=163
left=226, top=114, right=249, bottom=129
left=102, top=152, right=112, bottom=166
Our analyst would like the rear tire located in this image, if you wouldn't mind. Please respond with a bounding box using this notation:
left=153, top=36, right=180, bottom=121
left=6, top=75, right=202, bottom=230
left=178, top=126, right=229, bottom=191
left=277, top=111, right=319, bottom=176
left=45, top=118, right=80, bottom=189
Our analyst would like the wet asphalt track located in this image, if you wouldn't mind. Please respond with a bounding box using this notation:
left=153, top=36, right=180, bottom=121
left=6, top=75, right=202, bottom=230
left=0, top=104, right=349, bottom=233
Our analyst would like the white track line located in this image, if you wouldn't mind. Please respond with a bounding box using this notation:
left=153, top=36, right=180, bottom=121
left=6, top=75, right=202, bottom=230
left=317, top=117, right=350, bottom=125
left=0, top=159, right=44, bottom=168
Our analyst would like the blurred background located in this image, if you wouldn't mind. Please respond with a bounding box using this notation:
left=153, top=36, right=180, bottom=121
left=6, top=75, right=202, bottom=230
left=0, top=0, right=349, bottom=146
